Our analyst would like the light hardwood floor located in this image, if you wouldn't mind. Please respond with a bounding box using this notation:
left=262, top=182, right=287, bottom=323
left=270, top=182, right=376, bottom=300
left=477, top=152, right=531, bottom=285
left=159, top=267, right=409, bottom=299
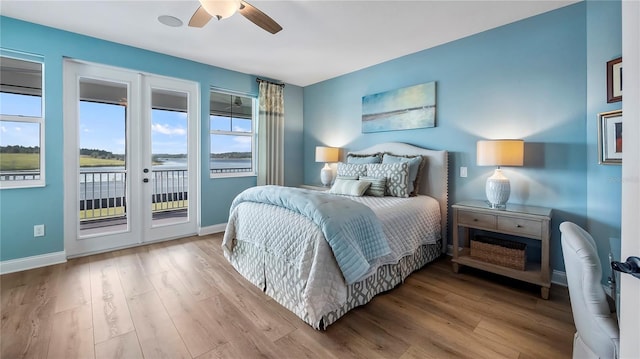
left=1, top=233, right=575, bottom=359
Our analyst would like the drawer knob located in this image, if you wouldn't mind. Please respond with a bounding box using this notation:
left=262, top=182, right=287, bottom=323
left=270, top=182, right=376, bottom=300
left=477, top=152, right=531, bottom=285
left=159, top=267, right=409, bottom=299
left=473, top=218, right=478, bottom=222
left=516, top=224, right=523, bottom=228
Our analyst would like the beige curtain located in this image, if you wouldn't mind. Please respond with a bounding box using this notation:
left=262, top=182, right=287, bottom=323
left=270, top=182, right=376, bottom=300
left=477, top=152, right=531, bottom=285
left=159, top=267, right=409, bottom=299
left=257, top=81, right=285, bottom=186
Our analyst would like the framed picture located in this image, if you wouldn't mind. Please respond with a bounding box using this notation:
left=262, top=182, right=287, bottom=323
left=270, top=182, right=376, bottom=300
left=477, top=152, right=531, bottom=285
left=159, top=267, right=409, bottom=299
left=607, top=57, right=622, bottom=103
left=598, top=110, right=622, bottom=165
left=362, top=82, right=436, bottom=133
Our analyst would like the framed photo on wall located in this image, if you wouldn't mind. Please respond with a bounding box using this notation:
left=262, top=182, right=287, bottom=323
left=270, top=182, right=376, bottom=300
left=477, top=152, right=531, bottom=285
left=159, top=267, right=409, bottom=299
left=598, top=110, right=622, bottom=165
left=607, top=57, right=622, bottom=103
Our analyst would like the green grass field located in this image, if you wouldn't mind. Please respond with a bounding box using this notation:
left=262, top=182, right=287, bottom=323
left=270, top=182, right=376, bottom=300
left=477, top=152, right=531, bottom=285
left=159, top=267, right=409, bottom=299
left=0, top=153, right=125, bottom=171
left=0, top=153, right=40, bottom=171
left=79, top=156, right=125, bottom=167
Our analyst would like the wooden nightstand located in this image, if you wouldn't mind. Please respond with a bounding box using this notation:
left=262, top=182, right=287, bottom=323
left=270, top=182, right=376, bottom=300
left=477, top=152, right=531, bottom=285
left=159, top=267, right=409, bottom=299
left=452, top=200, right=553, bottom=299
left=299, top=184, right=329, bottom=191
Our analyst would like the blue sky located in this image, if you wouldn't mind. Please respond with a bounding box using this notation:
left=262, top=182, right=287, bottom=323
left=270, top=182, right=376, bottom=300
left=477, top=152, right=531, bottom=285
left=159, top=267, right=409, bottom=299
left=0, top=93, right=41, bottom=147
left=80, top=101, right=190, bottom=155
left=1, top=93, right=251, bottom=155
left=210, top=115, right=252, bottom=155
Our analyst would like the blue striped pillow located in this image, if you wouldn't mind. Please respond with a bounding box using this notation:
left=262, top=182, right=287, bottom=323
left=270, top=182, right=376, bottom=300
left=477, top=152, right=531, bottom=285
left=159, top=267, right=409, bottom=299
left=360, top=176, right=386, bottom=197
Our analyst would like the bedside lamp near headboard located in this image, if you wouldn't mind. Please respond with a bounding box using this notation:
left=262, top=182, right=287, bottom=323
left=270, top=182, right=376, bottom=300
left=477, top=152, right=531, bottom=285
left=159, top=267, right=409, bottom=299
left=477, top=139, right=524, bottom=209
left=315, top=146, right=339, bottom=186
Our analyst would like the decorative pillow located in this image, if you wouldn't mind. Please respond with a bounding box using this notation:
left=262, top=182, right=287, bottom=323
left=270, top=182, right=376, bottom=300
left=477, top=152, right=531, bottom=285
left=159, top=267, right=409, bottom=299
left=382, top=153, right=425, bottom=196
left=360, top=176, right=386, bottom=197
left=329, top=178, right=372, bottom=197
left=337, top=163, right=367, bottom=178
left=346, top=153, right=382, bottom=164
left=366, top=162, right=410, bottom=198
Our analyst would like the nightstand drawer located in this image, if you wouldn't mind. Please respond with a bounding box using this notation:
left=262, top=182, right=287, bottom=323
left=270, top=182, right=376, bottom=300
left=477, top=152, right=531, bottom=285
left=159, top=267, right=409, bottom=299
left=497, top=216, right=542, bottom=237
left=458, top=210, right=497, bottom=229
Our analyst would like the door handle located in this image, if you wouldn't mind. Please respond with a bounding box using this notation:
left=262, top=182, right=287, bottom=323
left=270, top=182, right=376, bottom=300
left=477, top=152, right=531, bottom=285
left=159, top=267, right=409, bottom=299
left=143, top=168, right=149, bottom=173
left=143, top=178, right=149, bottom=183
left=612, top=256, right=640, bottom=279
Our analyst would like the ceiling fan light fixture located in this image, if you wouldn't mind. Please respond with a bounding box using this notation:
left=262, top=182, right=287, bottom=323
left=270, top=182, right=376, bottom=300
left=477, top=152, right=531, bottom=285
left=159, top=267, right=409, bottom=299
left=200, top=0, right=241, bottom=20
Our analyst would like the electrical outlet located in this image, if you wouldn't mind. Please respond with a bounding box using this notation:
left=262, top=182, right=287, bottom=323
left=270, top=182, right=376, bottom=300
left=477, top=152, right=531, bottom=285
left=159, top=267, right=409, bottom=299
left=460, top=167, right=468, bottom=178
left=34, top=224, right=45, bottom=237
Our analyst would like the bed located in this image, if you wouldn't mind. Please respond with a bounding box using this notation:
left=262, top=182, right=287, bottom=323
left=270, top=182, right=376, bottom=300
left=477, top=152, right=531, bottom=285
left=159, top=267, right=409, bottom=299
left=222, top=142, right=448, bottom=329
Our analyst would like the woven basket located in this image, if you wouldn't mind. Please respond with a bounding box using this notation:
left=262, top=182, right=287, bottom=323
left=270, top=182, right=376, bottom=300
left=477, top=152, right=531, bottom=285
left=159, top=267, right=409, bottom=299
left=470, top=236, right=526, bottom=271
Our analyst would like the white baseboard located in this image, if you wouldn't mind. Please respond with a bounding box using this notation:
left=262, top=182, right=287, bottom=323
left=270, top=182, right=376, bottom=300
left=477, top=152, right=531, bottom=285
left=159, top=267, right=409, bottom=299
left=446, top=244, right=454, bottom=256
left=1, top=225, right=226, bottom=275
left=199, top=223, right=227, bottom=236
left=0, top=251, right=67, bottom=275
left=447, top=245, right=568, bottom=287
left=552, top=270, right=567, bottom=287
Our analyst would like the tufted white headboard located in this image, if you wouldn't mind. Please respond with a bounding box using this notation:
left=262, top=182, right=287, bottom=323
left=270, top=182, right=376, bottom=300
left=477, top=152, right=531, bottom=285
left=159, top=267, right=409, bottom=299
left=350, top=142, right=449, bottom=250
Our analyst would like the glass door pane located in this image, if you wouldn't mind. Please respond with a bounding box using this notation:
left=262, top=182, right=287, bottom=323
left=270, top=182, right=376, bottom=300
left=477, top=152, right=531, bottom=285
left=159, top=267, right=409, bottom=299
left=150, top=88, right=189, bottom=227
left=78, top=78, right=129, bottom=237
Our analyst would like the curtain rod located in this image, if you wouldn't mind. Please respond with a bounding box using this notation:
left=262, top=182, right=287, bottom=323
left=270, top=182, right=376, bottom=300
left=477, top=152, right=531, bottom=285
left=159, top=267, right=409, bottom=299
left=256, top=77, right=285, bottom=88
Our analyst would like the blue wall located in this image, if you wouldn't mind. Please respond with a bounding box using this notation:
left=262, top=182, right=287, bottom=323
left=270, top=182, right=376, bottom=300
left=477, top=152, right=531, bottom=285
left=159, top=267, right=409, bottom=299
left=0, top=17, right=303, bottom=261
left=303, top=3, right=598, bottom=272
left=1, top=1, right=623, bottom=276
left=586, top=0, right=622, bottom=277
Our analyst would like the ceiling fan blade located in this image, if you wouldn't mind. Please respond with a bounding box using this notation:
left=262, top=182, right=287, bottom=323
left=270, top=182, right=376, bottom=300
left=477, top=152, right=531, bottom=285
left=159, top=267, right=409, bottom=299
left=188, top=5, right=213, bottom=28
left=238, top=1, right=283, bottom=34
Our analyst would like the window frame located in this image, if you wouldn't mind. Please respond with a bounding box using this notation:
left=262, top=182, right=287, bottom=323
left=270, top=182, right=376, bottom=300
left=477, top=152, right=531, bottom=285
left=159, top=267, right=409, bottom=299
left=0, top=50, right=45, bottom=189
left=209, top=89, right=257, bottom=178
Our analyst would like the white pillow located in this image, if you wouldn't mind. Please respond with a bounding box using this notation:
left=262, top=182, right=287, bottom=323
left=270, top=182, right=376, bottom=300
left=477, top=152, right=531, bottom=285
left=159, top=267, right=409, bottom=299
left=329, top=179, right=372, bottom=196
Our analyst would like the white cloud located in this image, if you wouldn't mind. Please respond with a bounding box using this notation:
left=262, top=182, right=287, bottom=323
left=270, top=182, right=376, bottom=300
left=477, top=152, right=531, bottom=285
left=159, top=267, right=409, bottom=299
left=152, top=123, right=186, bottom=136
left=233, top=136, right=252, bottom=144
left=1, top=126, right=6, bottom=133
left=233, top=126, right=250, bottom=132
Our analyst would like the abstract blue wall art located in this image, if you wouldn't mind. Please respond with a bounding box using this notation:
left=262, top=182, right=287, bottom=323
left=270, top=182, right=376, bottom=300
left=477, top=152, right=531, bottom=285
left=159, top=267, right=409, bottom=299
left=362, top=82, right=436, bottom=133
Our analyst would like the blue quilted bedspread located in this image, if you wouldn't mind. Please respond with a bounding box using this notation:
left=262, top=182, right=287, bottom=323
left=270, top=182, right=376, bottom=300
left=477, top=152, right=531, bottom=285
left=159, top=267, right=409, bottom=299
left=229, top=185, right=390, bottom=284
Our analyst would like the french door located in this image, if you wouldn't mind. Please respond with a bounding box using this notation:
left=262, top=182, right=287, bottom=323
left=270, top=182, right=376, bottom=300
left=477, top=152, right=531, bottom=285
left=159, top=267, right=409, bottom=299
left=63, top=60, right=199, bottom=256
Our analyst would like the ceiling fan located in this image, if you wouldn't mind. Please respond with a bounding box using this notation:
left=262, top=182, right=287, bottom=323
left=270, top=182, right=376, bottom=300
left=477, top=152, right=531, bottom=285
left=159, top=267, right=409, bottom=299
left=188, top=0, right=283, bottom=34
left=222, top=96, right=244, bottom=110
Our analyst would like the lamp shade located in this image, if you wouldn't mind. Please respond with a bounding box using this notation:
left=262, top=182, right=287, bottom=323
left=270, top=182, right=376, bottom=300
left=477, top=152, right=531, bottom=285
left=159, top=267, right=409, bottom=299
left=315, top=146, right=339, bottom=163
left=477, top=140, right=524, bottom=167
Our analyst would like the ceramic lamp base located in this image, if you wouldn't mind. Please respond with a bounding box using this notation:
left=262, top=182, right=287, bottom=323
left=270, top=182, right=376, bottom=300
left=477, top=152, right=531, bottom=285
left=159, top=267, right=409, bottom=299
left=320, top=163, right=333, bottom=186
left=486, top=168, right=510, bottom=209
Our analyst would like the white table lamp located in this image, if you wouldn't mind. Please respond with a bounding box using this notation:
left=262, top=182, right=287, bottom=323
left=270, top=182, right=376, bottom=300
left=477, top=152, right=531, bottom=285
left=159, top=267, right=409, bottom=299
left=315, top=146, right=339, bottom=186
left=477, top=140, right=524, bottom=209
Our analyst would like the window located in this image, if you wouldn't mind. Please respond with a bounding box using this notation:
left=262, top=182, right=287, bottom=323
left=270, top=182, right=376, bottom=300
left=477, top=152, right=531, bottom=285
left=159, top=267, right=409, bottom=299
left=0, top=52, right=45, bottom=188
left=209, top=90, right=256, bottom=177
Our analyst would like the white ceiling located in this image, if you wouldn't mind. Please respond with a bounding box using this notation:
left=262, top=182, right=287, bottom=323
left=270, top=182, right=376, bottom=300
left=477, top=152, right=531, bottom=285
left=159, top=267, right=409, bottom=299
left=1, top=0, right=579, bottom=87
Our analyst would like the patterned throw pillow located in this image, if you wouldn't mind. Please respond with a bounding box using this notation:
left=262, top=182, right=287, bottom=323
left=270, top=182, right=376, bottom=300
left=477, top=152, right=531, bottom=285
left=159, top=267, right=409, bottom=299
left=360, top=176, right=386, bottom=197
left=329, top=178, right=372, bottom=197
left=382, top=153, right=425, bottom=196
left=346, top=153, right=382, bottom=164
left=336, top=163, right=367, bottom=178
left=366, top=162, right=410, bottom=198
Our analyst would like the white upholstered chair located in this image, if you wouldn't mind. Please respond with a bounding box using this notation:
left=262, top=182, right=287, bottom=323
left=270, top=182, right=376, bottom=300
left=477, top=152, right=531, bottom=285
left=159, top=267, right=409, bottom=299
left=559, top=221, right=619, bottom=359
